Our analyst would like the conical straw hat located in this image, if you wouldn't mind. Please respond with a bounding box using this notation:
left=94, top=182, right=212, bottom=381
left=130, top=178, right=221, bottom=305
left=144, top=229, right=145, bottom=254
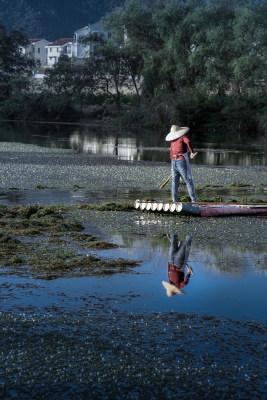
left=165, top=125, right=190, bottom=141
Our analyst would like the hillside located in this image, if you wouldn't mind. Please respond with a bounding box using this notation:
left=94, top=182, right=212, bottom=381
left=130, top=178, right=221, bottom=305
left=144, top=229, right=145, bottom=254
left=0, top=0, right=124, bottom=41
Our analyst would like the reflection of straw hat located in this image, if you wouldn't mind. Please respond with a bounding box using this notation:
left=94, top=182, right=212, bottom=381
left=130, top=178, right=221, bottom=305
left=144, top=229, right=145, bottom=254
left=165, top=125, right=190, bottom=141
left=162, top=281, right=184, bottom=297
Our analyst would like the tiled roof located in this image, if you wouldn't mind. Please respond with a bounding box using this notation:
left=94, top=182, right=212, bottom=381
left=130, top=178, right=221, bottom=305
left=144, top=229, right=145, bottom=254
left=48, top=38, right=73, bottom=46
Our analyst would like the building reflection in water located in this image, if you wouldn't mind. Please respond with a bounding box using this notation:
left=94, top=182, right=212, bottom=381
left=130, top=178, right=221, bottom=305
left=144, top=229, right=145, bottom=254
left=69, top=133, right=144, bottom=161
left=69, top=131, right=265, bottom=166
left=162, top=234, right=194, bottom=297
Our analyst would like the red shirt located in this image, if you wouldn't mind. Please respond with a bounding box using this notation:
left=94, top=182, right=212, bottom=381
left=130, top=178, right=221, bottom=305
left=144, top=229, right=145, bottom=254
left=170, top=135, right=194, bottom=160
left=168, top=262, right=191, bottom=289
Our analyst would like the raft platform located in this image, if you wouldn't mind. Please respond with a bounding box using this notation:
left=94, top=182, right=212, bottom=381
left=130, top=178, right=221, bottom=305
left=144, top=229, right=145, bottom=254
left=134, top=200, right=267, bottom=217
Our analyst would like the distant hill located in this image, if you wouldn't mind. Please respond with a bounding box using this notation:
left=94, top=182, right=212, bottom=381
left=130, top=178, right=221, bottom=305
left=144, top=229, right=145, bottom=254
left=0, top=0, right=124, bottom=41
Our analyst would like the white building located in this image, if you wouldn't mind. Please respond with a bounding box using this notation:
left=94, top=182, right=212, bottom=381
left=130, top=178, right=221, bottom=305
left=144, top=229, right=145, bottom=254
left=19, top=38, right=50, bottom=68
left=73, top=21, right=106, bottom=63
left=45, top=38, right=73, bottom=67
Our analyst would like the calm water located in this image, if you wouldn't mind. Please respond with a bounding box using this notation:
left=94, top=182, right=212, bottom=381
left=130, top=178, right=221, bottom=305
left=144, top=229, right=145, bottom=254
left=0, top=233, right=266, bottom=322
left=0, top=121, right=266, bottom=167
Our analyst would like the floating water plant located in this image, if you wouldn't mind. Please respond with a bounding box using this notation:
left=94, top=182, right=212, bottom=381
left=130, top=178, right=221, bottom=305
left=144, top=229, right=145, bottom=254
left=78, top=202, right=135, bottom=212
left=72, top=185, right=85, bottom=189
left=35, top=185, right=58, bottom=189
left=229, top=183, right=251, bottom=188
left=0, top=204, right=140, bottom=279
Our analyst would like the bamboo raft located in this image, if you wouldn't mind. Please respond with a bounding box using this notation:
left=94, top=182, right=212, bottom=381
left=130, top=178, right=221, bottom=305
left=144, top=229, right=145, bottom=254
left=134, top=200, right=267, bottom=217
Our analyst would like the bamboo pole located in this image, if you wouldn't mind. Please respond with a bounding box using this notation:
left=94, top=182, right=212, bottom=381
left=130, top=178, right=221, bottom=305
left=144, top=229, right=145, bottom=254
left=160, top=174, right=172, bottom=189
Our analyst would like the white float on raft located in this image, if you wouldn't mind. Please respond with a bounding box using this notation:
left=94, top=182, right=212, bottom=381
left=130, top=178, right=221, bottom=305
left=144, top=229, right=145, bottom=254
left=134, top=200, right=267, bottom=217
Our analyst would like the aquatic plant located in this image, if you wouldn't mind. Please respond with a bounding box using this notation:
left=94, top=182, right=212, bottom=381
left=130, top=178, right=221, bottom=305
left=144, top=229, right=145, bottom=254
left=0, top=204, right=140, bottom=279
left=78, top=202, right=135, bottom=212
left=229, top=183, right=251, bottom=188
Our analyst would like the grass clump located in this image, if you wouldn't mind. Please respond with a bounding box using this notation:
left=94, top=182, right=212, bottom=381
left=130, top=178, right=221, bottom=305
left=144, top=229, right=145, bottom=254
left=68, top=232, right=98, bottom=242
left=226, top=198, right=238, bottom=203
left=241, top=198, right=267, bottom=204
left=72, top=185, right=84, bottom=190
left=0, top=205, right=8, bottom=217
left=180, top=195, right=191, bottom=202
left=203, top=184, right=222, bottom=188
left=2, top=255, right=26, bottom=267
left=85, top=241, right=119, bottom=249
left=0, top=204, right=140, bottom=279
left=27, top=250, right=139, bottom=278
left=228, top=183, right=251, bottom=188
left=0, top=231, right=20, bottom=244
left=78, top=202, right=135, bottom=212
left=35, top=185, right=58, bottom=189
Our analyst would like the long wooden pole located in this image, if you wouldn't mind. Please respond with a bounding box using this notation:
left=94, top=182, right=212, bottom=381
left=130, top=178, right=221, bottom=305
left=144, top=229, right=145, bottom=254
left=160, top=174, right=172, bottom=189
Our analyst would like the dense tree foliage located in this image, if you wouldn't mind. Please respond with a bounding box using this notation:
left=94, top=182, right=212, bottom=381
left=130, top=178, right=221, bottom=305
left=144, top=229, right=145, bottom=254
left=0, top=1, right=266, bottom=133
left=43, top=55, right=96, bottom=97
left=0, top=25, right=78, bottom=120
left=81, top=28, right=143, bottom=114
left=0, top=23, right=35, bottom=99
left=96, top=0, right=266, bottom=131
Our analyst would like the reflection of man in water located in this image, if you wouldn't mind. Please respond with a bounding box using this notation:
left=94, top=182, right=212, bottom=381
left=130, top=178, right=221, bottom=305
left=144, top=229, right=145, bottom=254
left=162, top=234, right=194, bottom=297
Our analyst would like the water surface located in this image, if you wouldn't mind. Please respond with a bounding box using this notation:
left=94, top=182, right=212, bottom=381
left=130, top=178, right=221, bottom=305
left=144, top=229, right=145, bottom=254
left=1, top=121, right=266, bottom=167
left=0, top=233, right=266, bottom=322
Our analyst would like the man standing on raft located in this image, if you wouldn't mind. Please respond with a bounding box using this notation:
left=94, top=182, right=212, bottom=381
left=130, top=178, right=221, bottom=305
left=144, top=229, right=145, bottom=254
left=165, top=125, right=197, bottom=203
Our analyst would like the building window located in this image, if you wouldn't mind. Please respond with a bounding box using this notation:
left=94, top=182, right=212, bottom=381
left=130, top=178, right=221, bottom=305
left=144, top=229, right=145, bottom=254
left=37, top=48, right=40, bottom=53
left=50, top=48, right=52, bottom=52
left=46, top=49, right=48, bottom=54
left=57, top=48, right=59, bottom=52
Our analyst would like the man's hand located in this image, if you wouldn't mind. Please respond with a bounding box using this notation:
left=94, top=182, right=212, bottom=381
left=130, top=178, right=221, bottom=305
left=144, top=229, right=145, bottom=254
left=190, top=152, right=198, bottom=159
left=188, top=266, right=194, bottom=275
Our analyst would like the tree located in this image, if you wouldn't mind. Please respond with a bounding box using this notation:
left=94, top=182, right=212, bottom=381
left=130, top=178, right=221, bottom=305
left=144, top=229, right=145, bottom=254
left=102, top=8, right=144, bottom=99
left=0, top=23, right=35, bottom=99
left=101, top=0, right=266, bottom=130
left=44, top=55, right=75, bottom=96
left=232, top=2, right=267, bottom=95
left=43, top=55, right=96, bottom=110
left=81, top=32, right=130, bottom=115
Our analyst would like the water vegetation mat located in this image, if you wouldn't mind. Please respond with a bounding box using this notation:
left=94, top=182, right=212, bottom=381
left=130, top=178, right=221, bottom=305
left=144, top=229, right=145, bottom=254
left=0, top=204, right=140, bottom=279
